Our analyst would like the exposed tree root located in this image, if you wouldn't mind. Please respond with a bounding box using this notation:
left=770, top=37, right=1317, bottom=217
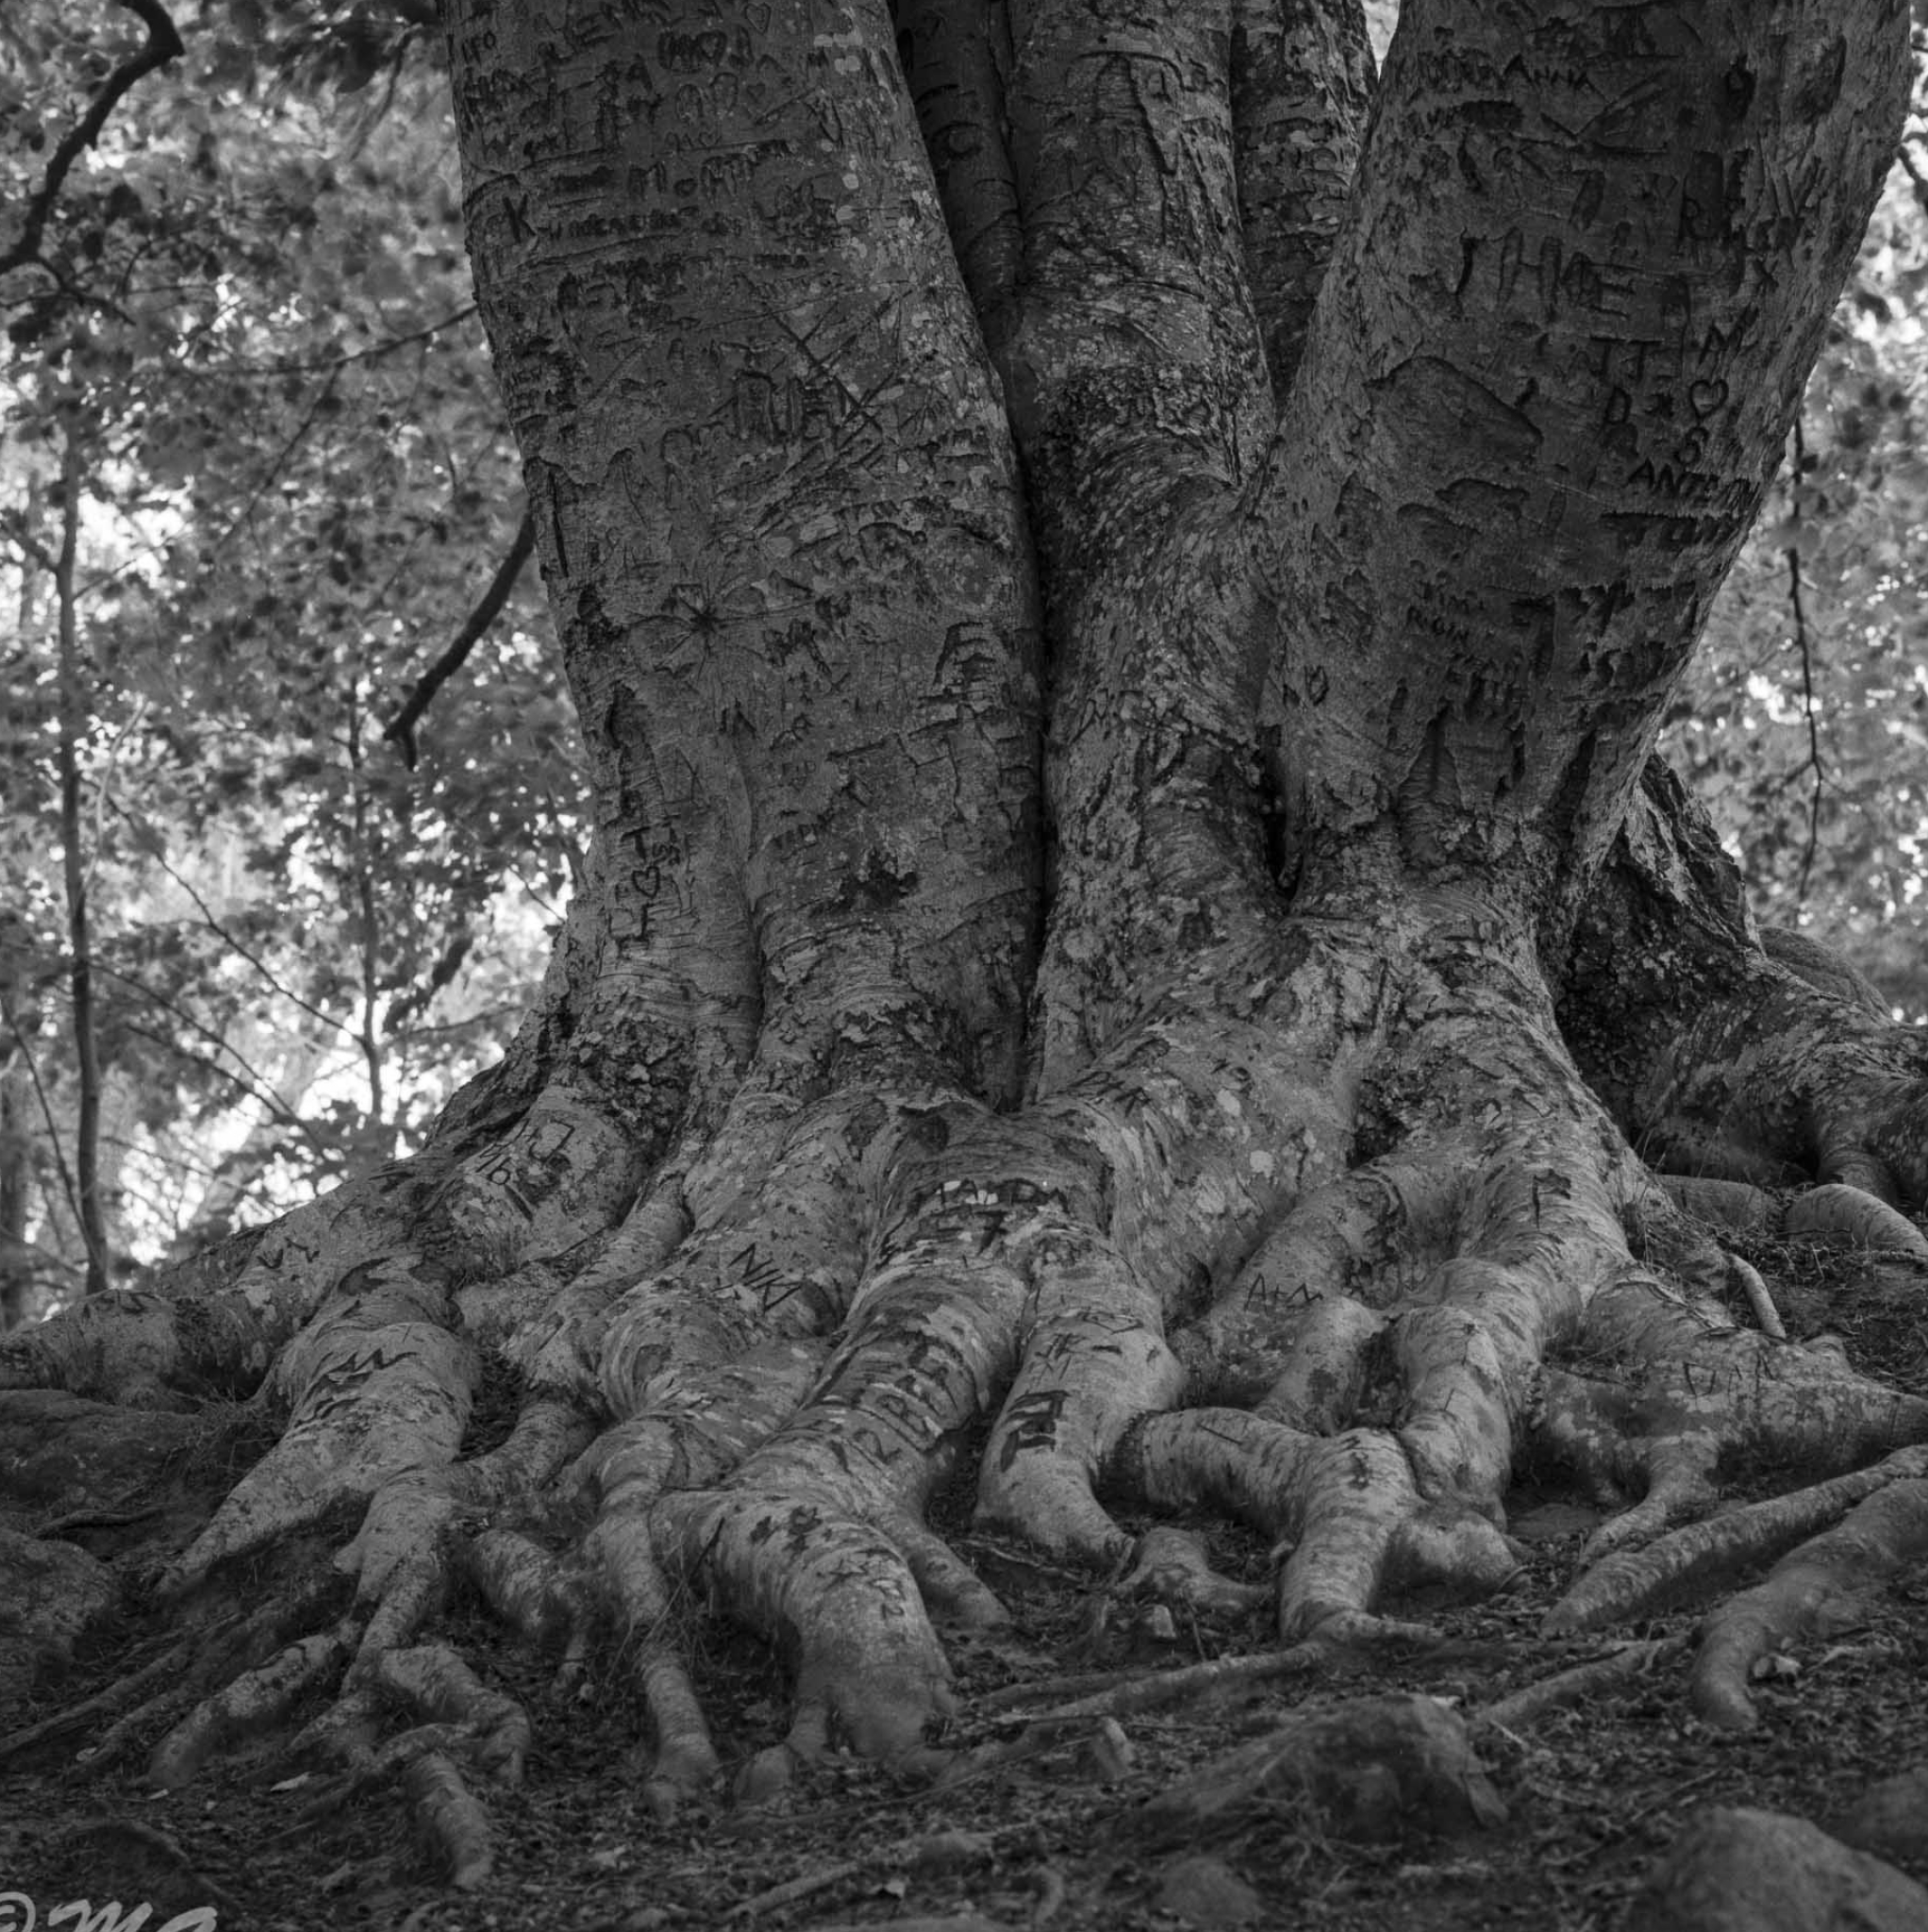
left=79, top=1681, right=200, bottom=1775
left=1474, top=1636, right=1688, bottom=1738
left=1654, top=1175, right=1779, bottom=1237
left=1114, top=1525, right=1271, bottom=1615
left=1117, top=1411, right=1523, bottom=1643
left=0, top=1641, right=179, bottom=1766
left=1781, top=1184, right=1928, bottom=1261
left=1007, top=1646, right=1326, bottom=1725
left=47, top=1816, right=248, bottom=1925
left=1569, top=763, right=1928, bottom=1222
left=1541, top=1443, right=1928, bottom=1636
left=7, top=896, right=1928, bottom=1873
left=402, top=1748, right=495, bottom=1890
left=3, top=0, right=1913, bottom=1897
left=1691, top=1475, right=1928, bottom=1732
left=1537, top=1316, right=1928, bottom=1584
left=277, top=1681, right=506, bottom=1888
left=150, top=1623, right=356, bottom=1788
left=1728, top=1257, right=1787, bottom=1342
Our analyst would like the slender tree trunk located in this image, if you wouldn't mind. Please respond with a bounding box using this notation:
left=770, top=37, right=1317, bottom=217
left=53, top=432, right=108, bottom=1298
left=1, top=478, right=44, bottom=1328
left=0, top=1015, right=33, bottom=1329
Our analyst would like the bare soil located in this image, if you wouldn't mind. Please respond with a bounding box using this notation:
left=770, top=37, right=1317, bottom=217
left=5, top=1237, right=1927, bottom=1932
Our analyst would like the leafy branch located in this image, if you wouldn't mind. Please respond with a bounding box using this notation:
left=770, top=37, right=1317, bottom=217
left=92, top=967, right=329, bottom=1158
left=171, top=306, right=481, bottom=382
left=385, top=507, right=537, bottom=767
left=0, top=0, right=184, bottom=281
left=103, top=796, right=356, bottom=1045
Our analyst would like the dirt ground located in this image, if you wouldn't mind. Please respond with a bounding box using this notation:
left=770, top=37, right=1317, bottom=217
left=4, top=1235, right=1927, bottom=1932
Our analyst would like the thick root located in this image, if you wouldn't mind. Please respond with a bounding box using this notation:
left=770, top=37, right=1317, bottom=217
left=1474, top=1635, right=1687, bottom=1737
left=663, top=1482, right=957, bottom=1762
left=1568, top=761, right=1928, bottom=1217
left=1118, top=1410, right=1522, bottom=1641
left=404, top=1749, right=495, bottom=1890
left=159, top=1262, right=478, bottom=1598
left=1538, top=1293, right=1928, bottom=1597
left=1781, top=1183, right=1928, bottom=1261
left=149, top=1624, right=355, bottom=1789
left=1690, top=1476, right=1928, bottom=1731
left=10, top=889, right=1927, bottom=1879
left=1542, top=1444, right=1928, bottom=1636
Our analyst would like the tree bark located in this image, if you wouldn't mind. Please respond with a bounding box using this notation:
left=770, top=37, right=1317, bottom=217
left=5, top=0, right=1927, bottom=1887
left=54, top=432, right=109, bottom=1297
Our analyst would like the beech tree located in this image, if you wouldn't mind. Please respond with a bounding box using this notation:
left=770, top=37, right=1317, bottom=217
left=8, top=0, right=1928, bottom=1884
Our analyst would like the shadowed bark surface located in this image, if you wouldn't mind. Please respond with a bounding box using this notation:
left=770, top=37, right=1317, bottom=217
left=6, top=0, right=1928, bottom=1903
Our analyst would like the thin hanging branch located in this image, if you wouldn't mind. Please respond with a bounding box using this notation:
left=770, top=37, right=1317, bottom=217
left=165, top=306, right=481, bottom=382
left=104, top=794, right=357, bottom=1043
left=201, top=366, right=343, bottom=569
left=383, top=508, right=537, bottom=768
left=1787, top=547, right=1824, bottom=904
left=0, top=0, right=184, bottom=280
left=1786, top=423, right=1826, bottom=907
left=93, top=967, right=330, bottom=1157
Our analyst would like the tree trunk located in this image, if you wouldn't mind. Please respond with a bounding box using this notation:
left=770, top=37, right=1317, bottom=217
left=6, top=0, right=1928, bottom=1887
left=53, top=433, right=109, bottom=1298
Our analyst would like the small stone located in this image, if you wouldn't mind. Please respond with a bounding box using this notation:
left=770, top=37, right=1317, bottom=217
left=1080, top=1716, right=1136, bottom=1781
left=1625, top=1806, right=1928, bottom=1932
left=0, top=1525, right=115, bottom=1655
left=1834, top=1763, right=1928, bottom=1863
left=908, top=1828, right=995, bottom=1873
left=1156, top=1853, right=1263, bottom=1927
left=1132, top=1692, right=1506, bottom=1849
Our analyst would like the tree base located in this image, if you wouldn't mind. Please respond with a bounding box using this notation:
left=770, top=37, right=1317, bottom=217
left=6, top=868, right=1928, bottom=1885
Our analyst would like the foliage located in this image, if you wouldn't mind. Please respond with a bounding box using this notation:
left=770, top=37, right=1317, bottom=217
left=0, top=0, right=584, bottom=1306
left=1670, top=68, right=1928, bottom=1020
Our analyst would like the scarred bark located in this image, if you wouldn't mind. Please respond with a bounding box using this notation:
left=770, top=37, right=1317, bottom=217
left=4, top=0, right=1926, bottom=1890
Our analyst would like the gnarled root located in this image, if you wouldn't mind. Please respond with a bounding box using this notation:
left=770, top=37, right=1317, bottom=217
left=1116, top=1413, right=1521, bottom=1643
left=1570, top=761, right=1928, bottom=1233
left=8, top=891, right=1928, bottom=1874
left=1690, top=1474, right=1928, bottom=1732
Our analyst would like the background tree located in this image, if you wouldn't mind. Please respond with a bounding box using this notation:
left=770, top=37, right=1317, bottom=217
left=1670, top=126, right=1928, bottom=1021
left=0, top=0, right=583, bottom=1311
left=6, top=0, right=1928, bottom=1913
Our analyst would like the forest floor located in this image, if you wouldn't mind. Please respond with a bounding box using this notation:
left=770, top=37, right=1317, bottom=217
left=5, top=1234, right=1928, bottom=1932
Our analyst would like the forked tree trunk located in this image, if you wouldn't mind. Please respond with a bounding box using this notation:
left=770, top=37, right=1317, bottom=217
left=6, top=0, right=1928, bottom=1890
